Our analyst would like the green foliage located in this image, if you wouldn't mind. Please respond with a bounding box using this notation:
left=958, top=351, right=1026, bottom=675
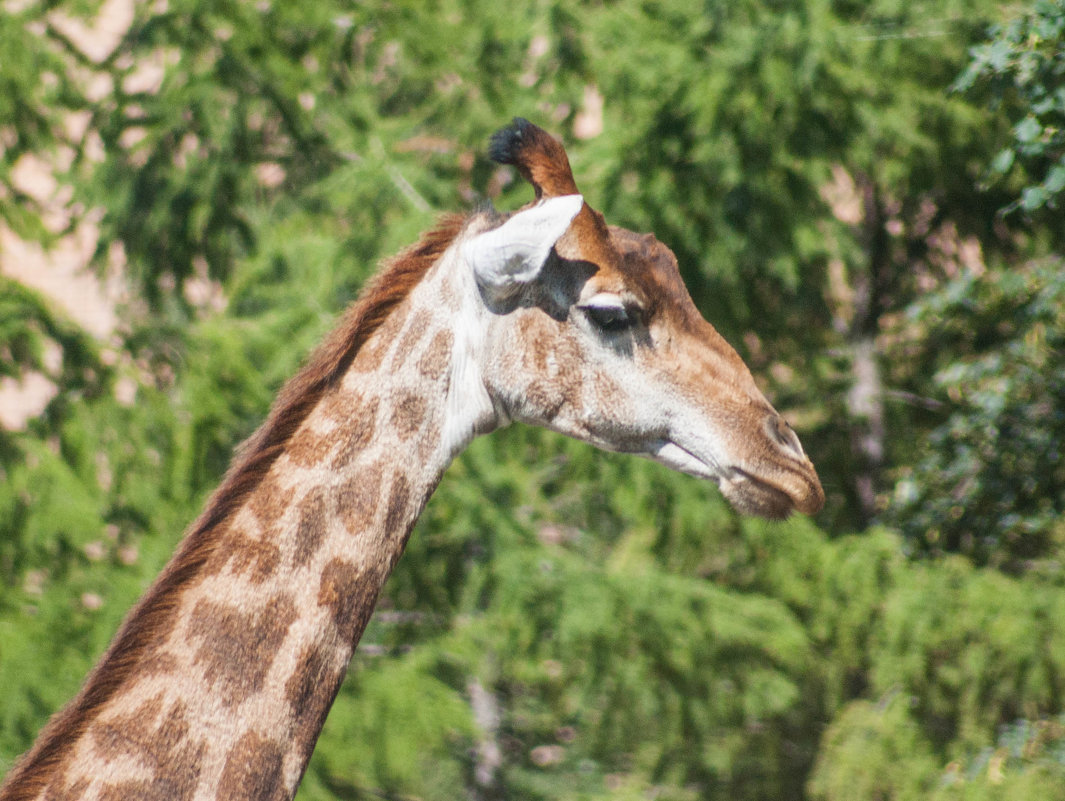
left=954, top=0, right=1065, bottom=213
left=811, top=705, right=1065, bottom=801
left=887, top=261, right=1065, bottom=567
left=311, top=526, right=816, bottom=800
left=938, top=716, right=1065, bottom=800
left=807, top=558, right=1065, bottom=801
left=0, top=3, right=81, bottom=240
left=309, top=649, right=475, bottom=800
left=871, top=559, right=1065, bottom=755
left=808, top=694, right=942, bottom=801
left=0, top=278, right=100, bottom=394
left=70, top=0, right=595, bottom=312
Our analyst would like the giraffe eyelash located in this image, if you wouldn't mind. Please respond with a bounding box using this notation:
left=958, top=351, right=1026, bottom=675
left=579, top=294, right=638, bottom=333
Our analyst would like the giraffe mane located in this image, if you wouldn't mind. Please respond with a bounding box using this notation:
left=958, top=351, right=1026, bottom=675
left=1, top=213, right=467, bottom=800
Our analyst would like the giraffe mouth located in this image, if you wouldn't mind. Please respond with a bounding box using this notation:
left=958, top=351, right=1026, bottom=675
left=651, top=440, right=816, bottom=519
left=650, top=441, right=721, bottom=483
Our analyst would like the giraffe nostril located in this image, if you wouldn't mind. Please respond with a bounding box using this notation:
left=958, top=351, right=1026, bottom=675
left=767, top=414, right=805, bottom=459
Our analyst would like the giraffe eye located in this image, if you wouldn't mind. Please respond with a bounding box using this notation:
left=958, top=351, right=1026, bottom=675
left=582, top=301, right=633, bottom=332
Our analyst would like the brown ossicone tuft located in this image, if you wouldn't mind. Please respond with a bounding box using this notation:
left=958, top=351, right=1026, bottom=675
left=489, top=118, right=580, bottom=200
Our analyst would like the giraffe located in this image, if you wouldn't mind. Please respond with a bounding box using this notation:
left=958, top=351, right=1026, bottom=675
left=0, top=119, right=824, bottom=801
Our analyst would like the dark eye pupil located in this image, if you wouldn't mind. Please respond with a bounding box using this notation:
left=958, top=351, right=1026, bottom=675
left=587, top=305, right=630, bottom=331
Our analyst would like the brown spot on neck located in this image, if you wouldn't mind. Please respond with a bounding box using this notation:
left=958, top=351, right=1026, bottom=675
left=188, top=594, right=297, bottom=705
left=91, top=696, right=206, bottom=801
left=291, top=487, right=329, bottom=569
left=329, top=395, right=380, bottom=471
left=337, top=462, right=384, bottom=536
left=206, top=529, right=282, bottom=584
left=391, top=312, right=431, bottom=369
left=284, top=644, right=347, bottom=773
left=218, top=731, right=286, bottom=801
left=390, top=392, right=428, bottom=441
left=317, top=559, right=380, bottom=646
left=417, top=329, right=453, bottom=380
left=383, top=475, right=412, bottom=536
left=286, top=425, right=337, bottom=468
left=248, top=471, right=291, bottom=531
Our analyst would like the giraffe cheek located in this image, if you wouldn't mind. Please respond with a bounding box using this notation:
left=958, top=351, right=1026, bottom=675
left=515, top=377, right=567, bottom=420
left=590, top=371, right=626, bottom=417
left=495, top=314, right=581, bottom=423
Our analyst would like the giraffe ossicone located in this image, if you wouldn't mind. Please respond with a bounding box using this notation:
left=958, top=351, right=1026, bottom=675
left=1, top=118, right=823, bottom=801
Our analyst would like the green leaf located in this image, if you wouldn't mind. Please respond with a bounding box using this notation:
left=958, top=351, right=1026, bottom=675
left=1015, top=115, right=1043, bottom=144
left=1021, top=185, right=1050, bottom=209
left=987, top=38, right=1014, bottom=70
left=991, top=147, right=1016, bottom=174
left=1045, top=163, right=1065, bottom=194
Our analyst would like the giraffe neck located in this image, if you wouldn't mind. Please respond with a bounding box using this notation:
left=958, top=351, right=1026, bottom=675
left=8, top=233, right=498, bottom=801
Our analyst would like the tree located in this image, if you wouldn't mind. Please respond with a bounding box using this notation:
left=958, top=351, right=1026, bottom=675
left=954, top=0, right=1065, bottom=215
left=886, top=262, right=1065, bottom=569
left=881, top=1, right=1065, bottom=567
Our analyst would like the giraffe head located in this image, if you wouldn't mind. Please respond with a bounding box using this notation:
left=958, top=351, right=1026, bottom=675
left=464, top=118, right=823, bottom=519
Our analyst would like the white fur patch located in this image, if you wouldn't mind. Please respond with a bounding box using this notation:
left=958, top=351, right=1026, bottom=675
left=464, top=195, right=583, bottom=295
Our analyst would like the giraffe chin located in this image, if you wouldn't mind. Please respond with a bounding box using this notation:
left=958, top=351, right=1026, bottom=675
left=722, top=465, right=827, bottom=519
left=718, top=470, right=797, bottom=521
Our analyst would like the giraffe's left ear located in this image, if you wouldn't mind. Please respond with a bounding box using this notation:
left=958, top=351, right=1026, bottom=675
left=465, top=194, right=583, bottom=296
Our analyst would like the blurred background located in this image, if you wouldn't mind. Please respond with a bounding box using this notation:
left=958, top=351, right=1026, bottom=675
left=1, top=0, right=1064, bottom=798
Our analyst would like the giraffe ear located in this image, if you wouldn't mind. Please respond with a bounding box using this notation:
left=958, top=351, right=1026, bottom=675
left=465, top=194, right=584, bottom=295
